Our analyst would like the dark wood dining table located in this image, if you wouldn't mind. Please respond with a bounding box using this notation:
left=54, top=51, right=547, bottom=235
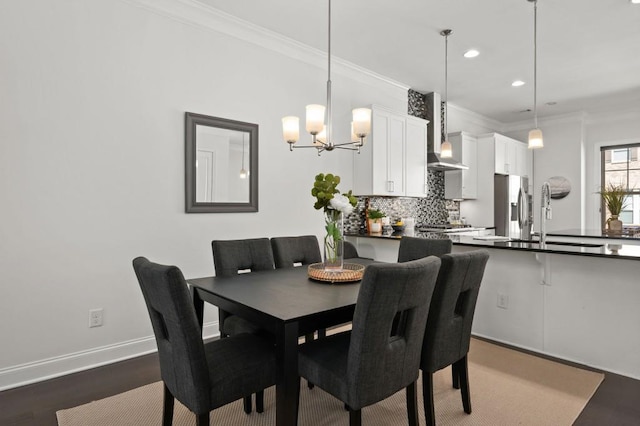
left=187, top=258, right=375, bottom=426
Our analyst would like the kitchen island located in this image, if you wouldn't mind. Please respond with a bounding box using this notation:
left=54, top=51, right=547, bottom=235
left=346, top=231, right=640, bottom=379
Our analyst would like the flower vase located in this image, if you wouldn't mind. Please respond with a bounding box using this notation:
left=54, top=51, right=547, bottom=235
left=324, top=209, right=344, bottom=271
left=608, top=215, right=623, bottom=233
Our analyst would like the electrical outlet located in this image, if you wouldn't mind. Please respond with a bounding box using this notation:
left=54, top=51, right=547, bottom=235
left=89, top=308, right=103, bottom=328
left=497, top=293, right=509, bottom=309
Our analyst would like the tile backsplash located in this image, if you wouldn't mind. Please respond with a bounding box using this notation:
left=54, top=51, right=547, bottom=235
left=344, top=89, right=460, bottom=233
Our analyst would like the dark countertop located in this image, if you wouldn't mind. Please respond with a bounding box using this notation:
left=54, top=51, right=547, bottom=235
left=345, top=231, right=640, bottom=261
left=548, top=228, right=640, bottom=240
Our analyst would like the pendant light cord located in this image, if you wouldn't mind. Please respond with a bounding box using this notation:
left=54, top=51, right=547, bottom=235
left=444, top=32, right=449, bottom=141
left=326, top=0, right=332, bottom=146
left=533, top=0, right=538, bottom=129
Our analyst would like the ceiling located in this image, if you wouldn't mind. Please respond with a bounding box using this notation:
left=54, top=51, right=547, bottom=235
left=196, top=0, right=640, bottom=124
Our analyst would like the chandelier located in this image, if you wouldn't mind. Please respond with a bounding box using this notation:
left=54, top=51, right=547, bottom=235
left=281, top=0, right=371, bottom=155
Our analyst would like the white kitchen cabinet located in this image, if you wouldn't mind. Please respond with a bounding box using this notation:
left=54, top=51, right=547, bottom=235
left=405, top=116, right=429, bottom=197
left=478, top=133, right=530, bottom=177
left=444, top=132, right=477, bottom=199
left=353, top=105, right=428, bottom=197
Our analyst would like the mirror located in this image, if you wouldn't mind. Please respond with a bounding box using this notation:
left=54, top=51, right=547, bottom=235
left=185, top=112, right=258, bottom=213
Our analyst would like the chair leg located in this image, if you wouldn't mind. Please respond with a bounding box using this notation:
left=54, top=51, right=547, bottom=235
left=195, top=412, right=209, bottom=426
left=454, top=355, right=472, bottom=414
left=452, top=363, right=460, bottom=389
left=162, top=383, right=174, bottom=426
left=422, top=371, right=436, bottom=426
left=243, top=395, right=252, bottom=414
left=348, top=407, right=362, bottom=426
left=256, top=390, right=265, bottom=413
left=406, top=381, right=419, bottom=426
left=318, top=328, right=327, bottom=338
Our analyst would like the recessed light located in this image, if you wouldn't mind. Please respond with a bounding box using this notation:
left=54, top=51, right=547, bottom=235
left=631, top=0, right=640, bottom=4
left=463, top=49, right=479, bottom=58
left=512, top=80, right=526, bottom=87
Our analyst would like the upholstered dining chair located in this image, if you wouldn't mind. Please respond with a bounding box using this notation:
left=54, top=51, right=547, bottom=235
left=132, top=257, right=276, bottom=426
left=211, top=237, right=275, bottom=413
left=420, top=250, right=490, bottom=426
left=343, top=240, right=360, bottom=259
left=270, top=235, right=322, bottom=268
left=297, top=256, right=442, bottom=426
left=397, top=236, right=453, bottom=262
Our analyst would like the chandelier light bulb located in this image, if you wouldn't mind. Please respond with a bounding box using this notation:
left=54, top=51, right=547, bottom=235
left=282, top=116, right=300, bottom=144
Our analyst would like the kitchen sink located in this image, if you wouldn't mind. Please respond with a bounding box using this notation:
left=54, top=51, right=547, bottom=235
left=509, top=239, right=604, bottom=248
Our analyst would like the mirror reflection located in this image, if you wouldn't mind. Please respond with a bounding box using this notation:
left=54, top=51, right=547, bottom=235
left=195, top=126, right=250, bottom=203
left=185, top=113, right=258, bottom=213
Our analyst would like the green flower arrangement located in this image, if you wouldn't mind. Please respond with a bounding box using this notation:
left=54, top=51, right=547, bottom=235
left=311, top=173, right=357, bottom=268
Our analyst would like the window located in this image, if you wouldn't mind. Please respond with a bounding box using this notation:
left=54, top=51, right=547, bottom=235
left=601, top=144, right=640, bottom=226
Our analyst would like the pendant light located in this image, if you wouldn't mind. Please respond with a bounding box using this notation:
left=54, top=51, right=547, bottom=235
left=281, top=0, right=371, bottom=155
left=440, top=29, right=453, bottom=158
left=239, top=133, right=248, bottom=179
left=528, top=0, right=543, bottom=149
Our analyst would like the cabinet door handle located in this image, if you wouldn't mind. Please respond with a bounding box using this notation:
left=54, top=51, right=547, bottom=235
left=387, top=180, right=394, bottom=192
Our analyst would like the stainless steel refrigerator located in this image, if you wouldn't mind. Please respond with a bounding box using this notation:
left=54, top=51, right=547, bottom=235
left=494, top=175, right=533, bottom=239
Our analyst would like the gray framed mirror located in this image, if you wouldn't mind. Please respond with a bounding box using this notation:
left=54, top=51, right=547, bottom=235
left=185, top=112, right=258, bottom=213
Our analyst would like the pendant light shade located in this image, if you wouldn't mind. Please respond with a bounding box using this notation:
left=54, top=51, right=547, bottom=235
left=528, top=0, right=543, bottom=149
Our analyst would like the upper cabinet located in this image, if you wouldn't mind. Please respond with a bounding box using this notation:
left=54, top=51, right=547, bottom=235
left=478, top=133, right=531, bottom=178
left=353, top=105, right=429, bottom=197
left=444, top=132, right=477, bottom=199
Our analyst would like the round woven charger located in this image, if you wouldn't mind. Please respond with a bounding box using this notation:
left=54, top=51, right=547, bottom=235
left=307, top=262, right=365, bottom=283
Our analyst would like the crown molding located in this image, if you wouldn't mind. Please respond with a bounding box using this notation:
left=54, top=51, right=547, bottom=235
left=448, top=102, right=504, bottom=132
left=584, top=106, right=640, bottom=126
left=502, top=111, right=587, bottom=133
left=121, top=0, right=409, bottom=92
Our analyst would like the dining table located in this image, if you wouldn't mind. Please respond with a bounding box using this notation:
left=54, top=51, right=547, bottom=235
left=187, top=258, right=376, bottom=426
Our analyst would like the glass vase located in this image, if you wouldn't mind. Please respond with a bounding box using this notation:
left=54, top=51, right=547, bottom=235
left=324, top=209, right=344, bottom=271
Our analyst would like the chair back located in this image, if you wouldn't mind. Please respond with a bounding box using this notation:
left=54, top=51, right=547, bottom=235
left=397, top=236, right=452, bottom=262
left=421, top=250, right=490, bottom=373
left=347, top=256, right=441, bottom=409
left=212, top=238, right=275, bottom=276
left=271, top=235, right=322, bottom=268
left=132, top=257, right=210, bottom=414
left=343, top=240, right=360, bottom=259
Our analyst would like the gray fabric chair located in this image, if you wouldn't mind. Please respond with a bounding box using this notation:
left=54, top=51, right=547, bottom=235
left=211, top=238, right=275, bottom=337
left=211, top=237, right=275, bottom=413
left=397, top=236, right=453, bottom=262
left=132, top=257, right=276, bottom=426
left=270, top=235, right=322, bottom=268
left=343, top=240, right=360, bottom=259
left=420, top=250, right=490, bottom=426
left=297, top=256, right=442, bottom=426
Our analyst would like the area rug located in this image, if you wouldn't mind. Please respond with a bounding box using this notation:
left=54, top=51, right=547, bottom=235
left=57, top=338, right=603, bottom=425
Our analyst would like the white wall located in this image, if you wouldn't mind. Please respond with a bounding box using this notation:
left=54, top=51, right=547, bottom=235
left=0, top=0, right=408, bottom=389
left=507, top=116, right=585, bottom=233
left=584, top=109, right=640, bottom=230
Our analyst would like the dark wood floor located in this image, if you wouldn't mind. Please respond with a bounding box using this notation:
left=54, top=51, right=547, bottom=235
left=1, top=348, right=639, bottom=425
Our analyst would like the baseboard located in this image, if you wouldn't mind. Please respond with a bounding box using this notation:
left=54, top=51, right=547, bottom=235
left=0, top=322, right=219, bottom=391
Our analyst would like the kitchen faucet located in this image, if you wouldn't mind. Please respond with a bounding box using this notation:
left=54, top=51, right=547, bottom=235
left=540, top=182, right=552, bottom=244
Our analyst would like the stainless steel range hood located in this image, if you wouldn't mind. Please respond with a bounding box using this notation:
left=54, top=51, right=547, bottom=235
left=425, top=92, right=468, bottom=171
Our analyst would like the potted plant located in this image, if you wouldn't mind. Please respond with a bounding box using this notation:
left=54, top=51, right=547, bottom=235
left=367, top=209, right=386, bottom=234
left=598, top=182, right=628, bottom=233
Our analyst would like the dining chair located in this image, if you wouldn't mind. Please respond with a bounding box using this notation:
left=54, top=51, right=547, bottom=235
left=397, top=236, right=453, bottom=262
left=420, top=250, right=490, bottom=426
left=211, top=237, right=275, bottom=413
left=343, top=240, right=360, bottom=259
left=270, top=235, right=322, bottom=268
left=297, top=256, right=442, bottom=426
left=132, top=257, right=276, bottom=426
